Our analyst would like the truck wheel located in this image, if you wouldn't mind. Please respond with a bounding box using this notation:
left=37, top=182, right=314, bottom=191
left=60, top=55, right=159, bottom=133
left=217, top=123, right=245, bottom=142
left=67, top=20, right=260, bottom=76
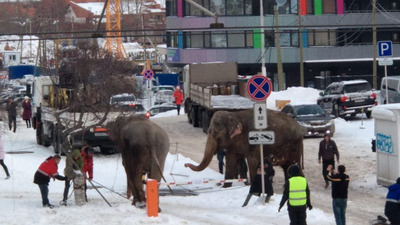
left=36, top=126, right=43, bottom=145
left=332, top=104, right=339, bottom=118
left=366, top=111, right=372, bottom=119
left=53, top=129, right=62, bottom=154
left=198, top=110, right=203, bottom=128
left=202, top=111, right=209, bottom=133
left=191, top=107, right=199, bottom=127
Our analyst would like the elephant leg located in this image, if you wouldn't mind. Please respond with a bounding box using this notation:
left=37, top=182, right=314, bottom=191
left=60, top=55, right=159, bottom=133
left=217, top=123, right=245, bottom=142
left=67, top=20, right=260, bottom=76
left=247, top=157, right=259, bottom=185
left=223, top=153, right=239, bottom=187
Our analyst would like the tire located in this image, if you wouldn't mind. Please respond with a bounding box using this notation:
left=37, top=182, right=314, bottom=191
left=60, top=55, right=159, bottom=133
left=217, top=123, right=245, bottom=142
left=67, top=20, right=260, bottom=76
left=332, top=104, right=339, bottom=118
left=36, top=123, right=43, bottom=145
left=53, top=128, right=62, bottom=154
left=366, top=110, right=372, bottom=119
left=201, top=111, right=209, bottom=133
left=191, top=107, right=199, bottom=127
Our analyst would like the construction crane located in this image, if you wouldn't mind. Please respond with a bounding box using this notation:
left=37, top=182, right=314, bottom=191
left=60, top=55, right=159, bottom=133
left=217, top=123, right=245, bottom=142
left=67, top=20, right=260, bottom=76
left=102, top=0, right=127, bottom=60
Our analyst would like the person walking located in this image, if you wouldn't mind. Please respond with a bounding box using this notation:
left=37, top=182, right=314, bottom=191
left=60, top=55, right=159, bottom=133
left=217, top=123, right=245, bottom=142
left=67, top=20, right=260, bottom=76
left=326, top=164, right=350, bottom=225
left=384, top=177, right=400, bottom=225
left=279, top=164, right=313, bottom=225
left=81, top=146, right=94, bottom=201
left=173, top=86, right=184, bottom=115
left=61, top=149, right=84, bottom=206
left=22, top=96, right=32, bottom=128
left=33, top=155, right=66, bottom=208
left=242, top=158, right=275, bottom=207
left=217, top=149, right=225, bottom=174
left=6, top=97, right=17, bottom=133
left=319, top=133, right=340, bottom=189
left=0, top=135, right=10, bottom=179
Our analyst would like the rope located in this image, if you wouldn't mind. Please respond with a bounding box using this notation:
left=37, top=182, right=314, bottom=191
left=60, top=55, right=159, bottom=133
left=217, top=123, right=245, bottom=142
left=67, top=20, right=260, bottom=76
left=91, top=180, right=129, bottom=200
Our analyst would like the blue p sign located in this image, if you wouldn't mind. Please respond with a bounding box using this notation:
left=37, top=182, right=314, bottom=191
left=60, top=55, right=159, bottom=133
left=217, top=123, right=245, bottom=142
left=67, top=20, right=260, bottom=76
left=378, top=41, right=393, bottom=57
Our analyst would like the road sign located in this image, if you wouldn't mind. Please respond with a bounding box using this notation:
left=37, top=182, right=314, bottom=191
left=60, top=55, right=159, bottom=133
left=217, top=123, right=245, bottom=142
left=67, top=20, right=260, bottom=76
left=379, top=57, right=393, bottom=66
left=248, top=131, right=275, bottom=145
left=143, top=69, right=154, bottom=80
left=254, top=102, right=267, bottom=129
left=378, top=41, right=393, bottom=57
left=246, top=75, right=273, bottom=101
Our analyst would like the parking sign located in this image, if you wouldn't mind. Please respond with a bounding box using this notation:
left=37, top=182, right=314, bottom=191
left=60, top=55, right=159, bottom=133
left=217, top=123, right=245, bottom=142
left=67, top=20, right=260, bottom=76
left=378, top=41, right=393, bottom=57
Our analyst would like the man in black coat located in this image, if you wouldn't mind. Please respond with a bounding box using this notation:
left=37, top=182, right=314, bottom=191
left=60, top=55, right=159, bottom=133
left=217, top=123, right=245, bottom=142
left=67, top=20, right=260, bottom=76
left=242, top=158, right=275, bottom=207
left=319, top=133, right=340, bottom=189
left=6, top=97, right=17, bottom=133
left=327, top=164, right=350, bottom=225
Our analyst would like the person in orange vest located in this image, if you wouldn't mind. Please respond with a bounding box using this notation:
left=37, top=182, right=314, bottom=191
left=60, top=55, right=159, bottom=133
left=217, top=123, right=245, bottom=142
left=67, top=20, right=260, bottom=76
left=279, top=164, right=313, bottom=225
left=173, top=86, right=184, bottom=115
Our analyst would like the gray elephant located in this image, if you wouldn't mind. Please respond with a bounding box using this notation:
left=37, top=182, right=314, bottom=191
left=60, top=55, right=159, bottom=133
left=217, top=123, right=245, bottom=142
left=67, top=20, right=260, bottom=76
left=106, top=115, right=169, bottom=207
left=185, top=109, right=304, bottom=186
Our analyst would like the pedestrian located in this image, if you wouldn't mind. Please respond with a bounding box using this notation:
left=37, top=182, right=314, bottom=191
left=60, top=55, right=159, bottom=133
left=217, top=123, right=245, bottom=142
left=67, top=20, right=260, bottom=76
left=22, top=96, right=32, bottom=128
left=6, top=97, right=17, bottom=133
left=242, top=158, right=275, bottom=207
left=0, top=135, right=10, bottom=179
left=81, top=145, right=94, bottom=201
left=384, top=177, right=400, bottom=225
left=61, top=149, right=84, bottom=206
left=319, top=133, right=340, bottom=189
left=217, top=149, right=225, bottom=174
left=33, top=155, right=66, bottom=208
left=326, top=164, right=350, bottom=225
left=173, top=86, right=184, bottom=115
left=279, top=164, right=313, bottom=225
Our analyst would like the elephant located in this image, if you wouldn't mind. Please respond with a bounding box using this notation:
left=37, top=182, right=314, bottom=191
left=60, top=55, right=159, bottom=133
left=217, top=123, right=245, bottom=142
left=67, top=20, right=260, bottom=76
left=106, top=115, right=169, bottom=207
left=184, top=109, right=304, bottom=186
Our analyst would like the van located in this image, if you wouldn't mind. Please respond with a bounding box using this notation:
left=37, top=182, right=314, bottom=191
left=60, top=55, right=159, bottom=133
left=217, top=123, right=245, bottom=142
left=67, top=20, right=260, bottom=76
left=380, top=76, right=400, bottom=104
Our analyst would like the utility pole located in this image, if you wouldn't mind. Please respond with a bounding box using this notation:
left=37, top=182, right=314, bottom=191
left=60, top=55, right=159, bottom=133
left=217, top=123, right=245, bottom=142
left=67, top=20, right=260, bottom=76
left=372, top=0, right=377, bottom=89
left=260, top=0, right=267, bottom=76
left=275, top=6, right=284, bottom=91
left=298, top=0, right=304, bottom=87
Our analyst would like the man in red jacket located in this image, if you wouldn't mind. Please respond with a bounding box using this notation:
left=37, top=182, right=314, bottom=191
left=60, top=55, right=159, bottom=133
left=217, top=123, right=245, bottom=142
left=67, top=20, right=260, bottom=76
left=173, top=86, right=184, bottom=115
left=81, top=145, right=94, bottom=201
left=33, top=155, right=66, bottom=208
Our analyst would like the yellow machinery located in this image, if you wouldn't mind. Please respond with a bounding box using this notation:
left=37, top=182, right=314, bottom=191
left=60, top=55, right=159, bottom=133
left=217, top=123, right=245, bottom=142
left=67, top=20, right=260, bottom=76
left=103, top=0, right=127, bottom=60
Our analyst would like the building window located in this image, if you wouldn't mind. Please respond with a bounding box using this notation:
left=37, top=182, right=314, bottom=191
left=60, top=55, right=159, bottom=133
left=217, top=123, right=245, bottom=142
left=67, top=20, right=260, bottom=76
left=227, top=0, right=244, bottom=15
left=323, top=0, right=336, bottom=14
left=185, top=32, right=204, bottom=48
left=9, top=55, right=16, bottom=61
left=210, top=0, right=225, bottom=15
left=166, top=0, right=177, bottom=16
left=278, top=31, right=299, bottom=47
left=211, top=32, right=227, bottom=48
left=166, top=32, right=178, bottom=47
left=185, top=0, right=203, bottom=16
left=308, top=29, right=337, bottom=46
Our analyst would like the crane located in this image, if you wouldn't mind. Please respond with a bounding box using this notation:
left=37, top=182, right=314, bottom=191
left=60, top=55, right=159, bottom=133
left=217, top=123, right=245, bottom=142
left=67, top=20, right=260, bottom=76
left=102, top=0, right=127, bottom=60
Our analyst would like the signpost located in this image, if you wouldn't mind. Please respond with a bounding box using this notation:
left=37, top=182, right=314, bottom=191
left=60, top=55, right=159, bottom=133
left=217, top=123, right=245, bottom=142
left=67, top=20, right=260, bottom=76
left=378, top=41, right=393, bottom=104
left=246, top=75, right=273, bottom=205
left=143, top=69, right=154, bottom=107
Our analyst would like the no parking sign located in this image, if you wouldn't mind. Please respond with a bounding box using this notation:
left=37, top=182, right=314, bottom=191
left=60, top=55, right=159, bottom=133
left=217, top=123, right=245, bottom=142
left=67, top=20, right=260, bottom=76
left=246, top=75, right=272, bottom=101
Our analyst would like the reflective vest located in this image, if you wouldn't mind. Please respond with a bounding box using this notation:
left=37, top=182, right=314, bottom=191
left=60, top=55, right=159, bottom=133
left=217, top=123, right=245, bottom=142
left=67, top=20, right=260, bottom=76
left=288, top=176, right=307, bottom=206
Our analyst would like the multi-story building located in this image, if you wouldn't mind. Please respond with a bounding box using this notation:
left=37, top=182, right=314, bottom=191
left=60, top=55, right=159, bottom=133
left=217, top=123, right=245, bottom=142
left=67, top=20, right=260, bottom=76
left=166, top=0, right=400, bottom=89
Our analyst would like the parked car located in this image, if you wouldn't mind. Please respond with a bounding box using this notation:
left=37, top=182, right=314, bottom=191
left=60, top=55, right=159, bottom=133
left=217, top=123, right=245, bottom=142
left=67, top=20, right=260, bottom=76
left=152, top=85, right=175, bottom=92
left=317, top=80, right=377, bottom=118
left=380, top=76, right=400, bottom=104
left=110, top=93, right=136, bottom=110
left=145, top=104, right=177, bottom=118
left=281, top=103, right=335, bottom=137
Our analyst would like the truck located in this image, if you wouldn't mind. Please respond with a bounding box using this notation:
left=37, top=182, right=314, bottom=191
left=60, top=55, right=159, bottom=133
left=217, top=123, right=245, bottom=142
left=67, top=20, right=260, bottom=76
left=183, top=62, right=254, bottom=133
left=31, top=76, right=119, bottom=154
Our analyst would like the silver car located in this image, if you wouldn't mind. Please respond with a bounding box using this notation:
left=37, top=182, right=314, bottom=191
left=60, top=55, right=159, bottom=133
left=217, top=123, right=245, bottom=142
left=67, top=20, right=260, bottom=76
left=281, top=103, right=335, bottom=137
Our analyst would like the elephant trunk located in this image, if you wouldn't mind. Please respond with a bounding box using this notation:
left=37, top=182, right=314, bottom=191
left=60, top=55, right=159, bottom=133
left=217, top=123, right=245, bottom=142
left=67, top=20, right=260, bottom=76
left=184, top=134, right=217, bottom=171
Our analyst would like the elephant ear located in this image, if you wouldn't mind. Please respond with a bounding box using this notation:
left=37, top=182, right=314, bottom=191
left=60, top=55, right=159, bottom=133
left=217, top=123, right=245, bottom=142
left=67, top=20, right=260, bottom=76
left=228, top=115, right=242, bottom=139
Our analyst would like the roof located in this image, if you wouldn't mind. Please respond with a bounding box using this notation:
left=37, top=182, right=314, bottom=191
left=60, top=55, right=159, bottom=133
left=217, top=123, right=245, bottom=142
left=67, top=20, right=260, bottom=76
left=70, top=1, right=95, bottom=18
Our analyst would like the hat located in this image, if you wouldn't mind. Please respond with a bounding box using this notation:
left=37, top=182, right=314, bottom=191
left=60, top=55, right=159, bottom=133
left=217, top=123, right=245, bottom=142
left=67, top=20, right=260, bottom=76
left=288, top=164, right=301, bottom=177
left=24, top=96, right=29, bottom=100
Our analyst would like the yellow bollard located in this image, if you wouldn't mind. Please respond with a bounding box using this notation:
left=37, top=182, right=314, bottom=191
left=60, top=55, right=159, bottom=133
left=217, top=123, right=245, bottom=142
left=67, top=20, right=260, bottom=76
left=146, top=179, right=159, bottom=217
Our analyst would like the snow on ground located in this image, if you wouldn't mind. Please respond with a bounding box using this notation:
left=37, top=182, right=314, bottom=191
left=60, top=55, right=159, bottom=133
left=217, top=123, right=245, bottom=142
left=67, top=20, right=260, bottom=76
left=0, top=87, right=387, bottom=225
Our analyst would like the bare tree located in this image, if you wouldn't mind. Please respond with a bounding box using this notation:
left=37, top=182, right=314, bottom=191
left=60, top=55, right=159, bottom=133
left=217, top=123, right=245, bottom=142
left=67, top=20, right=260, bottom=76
left=36, top=39, right=142, bottom=154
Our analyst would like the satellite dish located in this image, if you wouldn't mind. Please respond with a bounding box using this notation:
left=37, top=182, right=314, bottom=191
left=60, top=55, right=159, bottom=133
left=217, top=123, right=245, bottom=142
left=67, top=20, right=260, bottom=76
left=276, top=0, right=287, bottom=7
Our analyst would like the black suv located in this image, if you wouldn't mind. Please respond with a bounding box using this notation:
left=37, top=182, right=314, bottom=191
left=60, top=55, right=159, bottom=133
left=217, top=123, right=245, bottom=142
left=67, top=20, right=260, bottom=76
left=317, top=80, right=377, bottom=118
